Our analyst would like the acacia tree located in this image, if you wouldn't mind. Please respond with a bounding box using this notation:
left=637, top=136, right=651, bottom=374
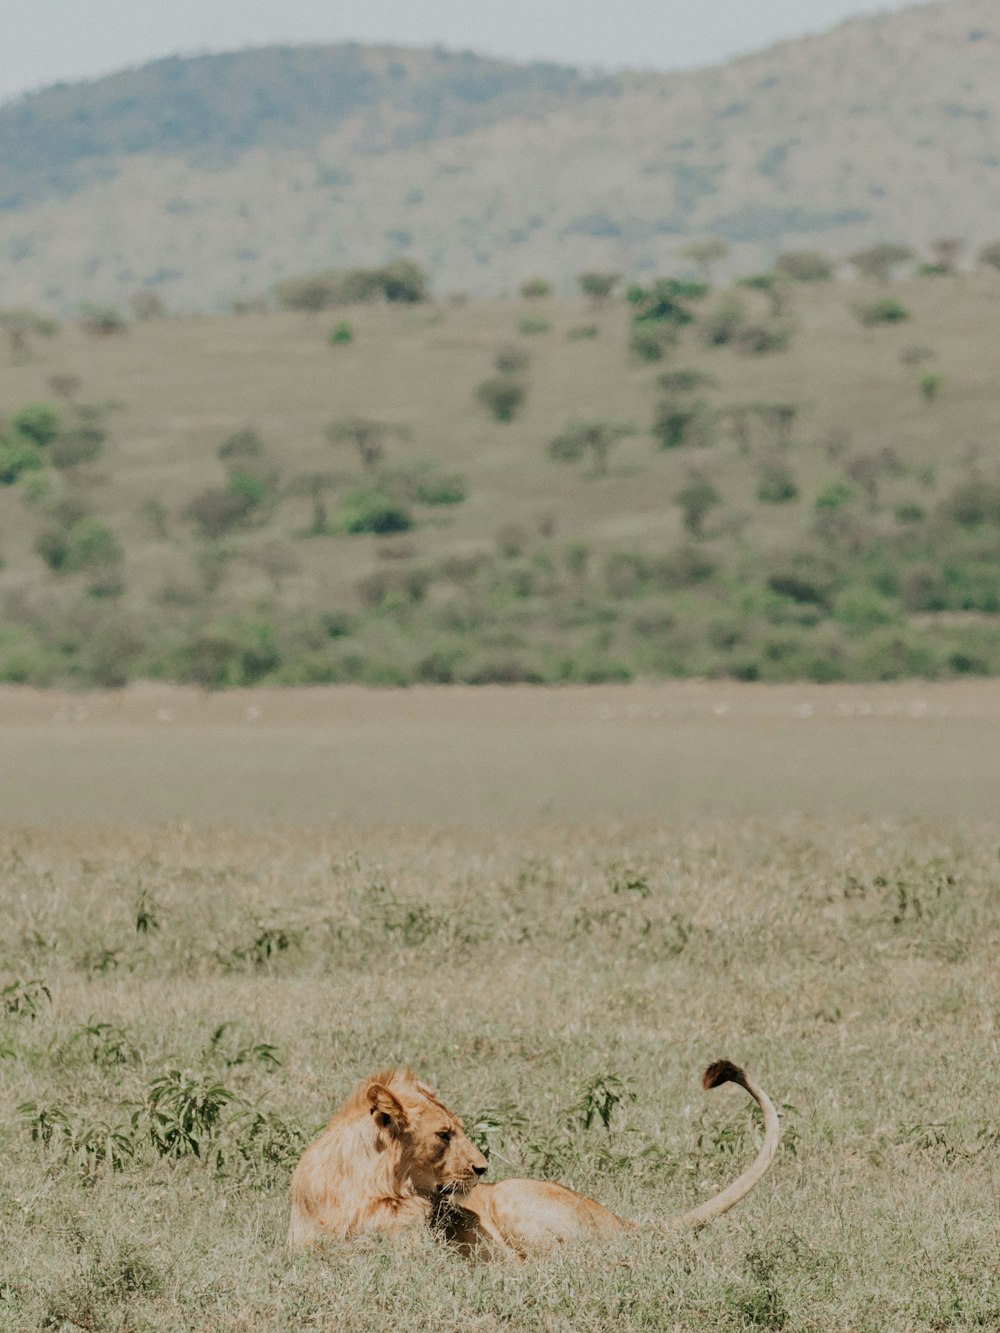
left=680, top=238, right=730, bottom=285
left=577, top=271, right=621, bottom=306
left=326, top=417, right=408, bottom=470
left=849, top=243, right=914, bottom=282
left=548, top=421, right=635, bottom=476
left=0, top=308, right=58, bottom=361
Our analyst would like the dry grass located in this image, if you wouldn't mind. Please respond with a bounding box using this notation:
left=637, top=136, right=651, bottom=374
left=1, top=695, right=999, bottom=1328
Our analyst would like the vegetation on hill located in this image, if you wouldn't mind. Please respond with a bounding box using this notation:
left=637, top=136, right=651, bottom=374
left=1, top=259, right=999, bottom=688
left=1, top=1, right=1000, bottom=309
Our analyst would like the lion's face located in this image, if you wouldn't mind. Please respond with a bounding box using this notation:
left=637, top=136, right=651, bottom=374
left=367, top=1078, right=487, bottom=1197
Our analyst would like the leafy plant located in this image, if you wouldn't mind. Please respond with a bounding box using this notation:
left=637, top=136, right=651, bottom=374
left=2, top=977, right=51, bottom=1019
left=141, top=1070, right=240, bottom=1158
left=476, top=376, right=526, bottom=422
left=573, top=1074, right=635, bottom=1132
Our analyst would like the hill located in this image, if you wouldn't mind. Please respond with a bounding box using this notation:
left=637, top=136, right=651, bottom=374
left=1, top=271, right=999, bottom=687
left=2, top=1, right=1000, bottom=311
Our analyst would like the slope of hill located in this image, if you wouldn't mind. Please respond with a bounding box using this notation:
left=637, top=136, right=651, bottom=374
left=1, top=274, right=999, bottom=687
left=1, top=0, right=1000, bottom=311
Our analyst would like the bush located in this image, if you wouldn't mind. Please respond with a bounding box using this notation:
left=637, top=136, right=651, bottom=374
left=217, top=428, right=265, bottom=460
left=628, top=325, right=678, bottom=361
left=849, top=244, right=914, bottom=281
left=0, top=437, right=43, bottom=484
left=652, top=545, right=716, bottom=588
left=519, top=278, right=552, bottom=298
left=815, top=480, right=857, bottom=511
left=79, top=304, right=127, bottom=335
left=978, top=240, right=1000, bottom=271
left=652, top=399, right=715, bottom=450
left=701, top=294, right=746, bottom=346
left=476, top=377, right=526, bottom=422
left=341, top=488, right=413, bottom=534
left=757, top=460, right=799, bottom=503
left=774, top=250, right=833, bottom=282
left=185, top=487, right=256, bottom=539
left=548, top=421, right=634, bottom=475
left=675, top=472, right=721, bottom=536
left=38, top=517, right=124, bottom=574
left=518, top=315, right=550, bottom=335
left=494, top=345, right=529, bottom=375
left=413, top=470, right=467, bottom=506
left=857, top=297, right=910, bottom=327
left=11, top=403, right=61, bottom=446
left=275, top=261, right=428, bottom=311
left=940, top=479, right=1000, bottom=527
left=577, top=271, right=621, bottom=304
left=919, top=371, right=943, bottom=401
left=328, top=321, right=353, bottom=345
left=736, top=322, right=790, bottom=355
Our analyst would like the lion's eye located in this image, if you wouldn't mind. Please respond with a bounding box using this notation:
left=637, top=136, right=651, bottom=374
left=437, top=1130, right=452, bottom=1143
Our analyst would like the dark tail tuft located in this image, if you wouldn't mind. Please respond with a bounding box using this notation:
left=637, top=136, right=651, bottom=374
left=702, top=1059, right=747, bottom=1091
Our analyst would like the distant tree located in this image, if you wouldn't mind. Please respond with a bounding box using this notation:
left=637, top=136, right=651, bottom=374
left=326, top=417, right=408, bottom=470
left=519, top=278, right=552, bottom=299
left=47, top=374, right=81, bottom=401
left=755, top=403, right=799, bottom=449
left=929, top=237, right=964, bottom=274
left=79, top=304, right=127, bottom=336
left=0, top=307, right=58, bottom=361
left=548, top=421, right=635, bottom=476
left=577, top=271, right=621, bottom=306
left=756, top=458, right=799, bottom=503
left=679, top=238, right=730, bottom=284
left=736, top=272, right=792, bottom=316
left=328, top=320, right=353, bottom=345
left=129, top=290, right=166, bottom=320
left=977, top=240, right=1000, bottom=271
left=290, top=472, right=340, bottom=536
left=494, top=345, right=530, bottom=375
left=276, top=262, right=428, bottom=311
left=217, top=428, right=265, bottom=461
left=674, top=471, right=721, bottom=537
left=700, top=293, right=746, bottom=346
left=774, top=250, right=833, bottom=282
left=627, top=277, right=708, bottom=326
left=475, top=377, right=525, bottom=423
left=849, top=243, right=914, bottom=282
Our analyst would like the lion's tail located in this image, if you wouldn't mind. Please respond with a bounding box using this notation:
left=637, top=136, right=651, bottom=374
left=666, top=1060, right=780, bottom=1232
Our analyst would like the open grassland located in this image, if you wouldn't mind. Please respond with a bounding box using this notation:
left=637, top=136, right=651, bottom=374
left=2, top=273, right=1000, bottom=688
left=1, top=688, right=999, bottom=1330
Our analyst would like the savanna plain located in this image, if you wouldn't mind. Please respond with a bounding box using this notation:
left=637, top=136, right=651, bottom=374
left=1, top=681, right=998, bottom=1331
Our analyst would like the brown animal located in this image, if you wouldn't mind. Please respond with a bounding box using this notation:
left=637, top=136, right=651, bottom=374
left=434, top=1061, right=779, bottom=1259
left=287, top=1067, right=488, bottom=1246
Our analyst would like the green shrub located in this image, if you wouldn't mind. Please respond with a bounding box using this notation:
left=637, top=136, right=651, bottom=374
left=577, top=271, right=621, bottom=304
left=476, top=376, right=526, bottom=422
left=63, top=518, right=124, bottom=573
left=11, top=403, right=61, bottom=447
left=815, top=480, right=857, bottom=511
left=940, top=480, right=1000, bottom=527
left=328, top=321, right=353, bottom=345
left=414, top=470, right=468, bottom=506
left=494, top=345, right=530, bottom=375
left=737, top=322, right=790, bottom=355
left=652, top=398, right=714, bottom=449
left=675, top=472, right=721, bottom=536
left=566, top=325, right=599, bottom=340
left=342, top=488, right=413, bottom=534
left=548, top=421, right=634, bottom=475
left=79, top=304, right=127, bottom=335
left=919, top=371, right=943, bottom=401
left=774, top=250, right=833, bottom=282
left=185, top=487, right=257, bottom=539
left=628, top=325, right=678, bottom=361
left=0, top=437, right=44, bottom=484
left=517, top=315, right=550, bottom=335
left=217, top=428, right=265, bottom=460
left=519, top=278, right=552, bottom=298
left=657, top=369, right=716, bottom=393
left=701, top=293, right=746, bottom=346
left=857, top=297, right=910, bottom=327
left=757, top=460, right=799, bottom=503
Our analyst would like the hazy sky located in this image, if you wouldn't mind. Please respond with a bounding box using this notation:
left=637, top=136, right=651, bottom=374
left=1, top=0, right=919, bottom=103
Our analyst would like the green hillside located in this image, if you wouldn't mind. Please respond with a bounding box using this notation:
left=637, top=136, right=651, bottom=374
left=2, top=1, right=1000, bottom=310
left=1, top=269, right=999, bottom=687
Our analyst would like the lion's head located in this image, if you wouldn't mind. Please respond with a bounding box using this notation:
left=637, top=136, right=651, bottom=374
left=366, top=1070, right=488, bottom=1197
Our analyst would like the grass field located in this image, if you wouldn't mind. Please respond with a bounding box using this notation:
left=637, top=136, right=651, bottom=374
left=1, top=683, right=998, bottom=1330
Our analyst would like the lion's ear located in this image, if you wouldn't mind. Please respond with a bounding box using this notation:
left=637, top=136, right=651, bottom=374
left=367, top=1082, right=408, bottom=1132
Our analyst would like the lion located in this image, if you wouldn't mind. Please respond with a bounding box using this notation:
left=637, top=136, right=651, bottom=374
left=287, top=1066, right=488, bottom=1246
left=433, top=1060, right=779, bottom=1259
